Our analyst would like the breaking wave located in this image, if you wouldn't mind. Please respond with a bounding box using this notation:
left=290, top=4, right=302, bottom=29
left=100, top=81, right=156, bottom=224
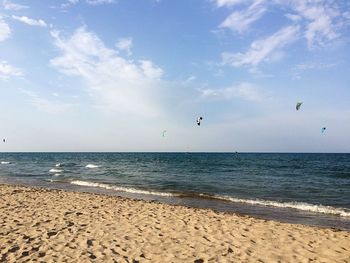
left=70, top=180, right=175, bottom=197
left=199, top=194, right=350, bottom=217
left=69, top=180, right=350, bottom=217
left=85, top=164, right=100, bottom=169
left=49, top=168, right=63, bottom=173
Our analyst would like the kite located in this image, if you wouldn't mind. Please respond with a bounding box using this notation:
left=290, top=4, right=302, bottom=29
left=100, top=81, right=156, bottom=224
left=321, top=127, right=326, bottom=133
left=162, top=130, right=167, bottom=137
left=196, top=117, right=203, bottom=126
left=296, top=102, right=303, bottom=110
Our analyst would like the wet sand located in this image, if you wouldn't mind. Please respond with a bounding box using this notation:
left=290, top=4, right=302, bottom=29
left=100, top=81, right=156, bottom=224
left=0, top=184, right=349, bottom=262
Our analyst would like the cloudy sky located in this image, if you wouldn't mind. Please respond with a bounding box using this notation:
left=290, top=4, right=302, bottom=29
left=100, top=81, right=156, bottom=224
left=0, top=0, right=349, bottom=152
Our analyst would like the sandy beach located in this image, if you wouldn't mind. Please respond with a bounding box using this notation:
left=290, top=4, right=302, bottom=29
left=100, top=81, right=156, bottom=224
left=0, top=184, right=349, bottom=263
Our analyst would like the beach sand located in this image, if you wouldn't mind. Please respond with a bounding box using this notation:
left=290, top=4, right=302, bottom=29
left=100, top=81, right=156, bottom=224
left=0, top=184, right=349, bottom=262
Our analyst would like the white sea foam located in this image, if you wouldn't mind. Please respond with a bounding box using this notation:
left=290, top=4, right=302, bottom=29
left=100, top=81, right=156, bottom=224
left=85, top=164, right=100, bottom=169
left=207, top=195, right=350, bottom=217
left=49, top=168, right=63, bottom=173
left=70, top=180, right=350, bottom=217
left=70, top=180, right=175, bottom=197
left=1, top=161, right=10, bottom=164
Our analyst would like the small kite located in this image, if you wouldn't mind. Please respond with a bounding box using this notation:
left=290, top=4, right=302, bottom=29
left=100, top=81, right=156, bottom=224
left=196, top=117, right=203, bottom=126
left=162, top=130, right=167, bottom=137
left=2, top=139, right=5, bottom=143
left=296, top=102, right=303, bottom=111
left=321, top=127, right=326, bottom=133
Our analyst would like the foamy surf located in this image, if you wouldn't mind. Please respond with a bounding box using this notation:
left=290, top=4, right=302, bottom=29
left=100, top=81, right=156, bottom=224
left=85, top=164, right=100, bottom=169
left=44, top=179, right=55, bottom=182
left=1, top=161, right=10, bottom=164
left=203, top=194, right=350, bottom=217
left=70, top=180, right=175, bottom=197
left=49, top=168, right=63, bottom=173
left=70, top=181, right=350, bottom=217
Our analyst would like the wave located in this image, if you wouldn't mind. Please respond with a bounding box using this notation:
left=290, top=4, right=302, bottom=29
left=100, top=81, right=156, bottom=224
left=85, top=164, right=100, bottom=169
left=56, top=162, right=77, bottom=168
left=44, top=178, right=66, bottom=183
left=45, top=179, right=55, bottom=182
left=49, top=169, right=63, bottom=173
left=199, top=194, right=350, bottom=217
left=1, top=161, right=10, bottom=164
left=70, top=180, right=175, bottom=197
left=69, top=180, right=350, bottom=217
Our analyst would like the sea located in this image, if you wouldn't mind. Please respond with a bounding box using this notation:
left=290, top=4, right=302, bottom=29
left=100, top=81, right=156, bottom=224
left=0, top=152, right=349, bottom=230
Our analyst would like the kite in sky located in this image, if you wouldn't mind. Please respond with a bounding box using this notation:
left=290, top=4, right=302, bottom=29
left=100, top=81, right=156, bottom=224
left=162, top=130, right=167, bottom=137
left=296, top=102, right=303, bottom=111
left=197, top=117, right=203, bottom=126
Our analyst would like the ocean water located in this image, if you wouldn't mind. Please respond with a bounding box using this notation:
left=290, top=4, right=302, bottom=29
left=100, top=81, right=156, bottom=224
left=0, top=152, right=349, bottom=229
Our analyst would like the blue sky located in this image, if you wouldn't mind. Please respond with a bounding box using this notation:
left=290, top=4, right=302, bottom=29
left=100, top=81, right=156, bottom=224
left=0, top=0, right=349, bottom=152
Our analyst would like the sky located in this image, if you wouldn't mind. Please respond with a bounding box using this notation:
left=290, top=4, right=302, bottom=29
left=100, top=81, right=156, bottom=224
left=0, top=0, right=350, bottom=152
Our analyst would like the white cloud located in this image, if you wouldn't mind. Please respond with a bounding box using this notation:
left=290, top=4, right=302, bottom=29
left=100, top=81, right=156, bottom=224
left=18, top=88, right=73, bottom=114
left=219, top=0, right=267, bottom=33
left=222, top=25, right=299, bottom=67
left=2, top=0, right=28, bottom=10
left=86, top=0, right=115, bottom=5
left=292, top=61, right=337, bottom=79
left=276, top=1, right=346, bottom=48
left=116, top=37, right=132, bottom=56
left=50, top=27, right=164, bottom=116
left=61, top=0, right=114, bottom=8
left=60, top=0, right=79, bottom=8
left=285, top=13, right=301, bottom=22
left=217, top=0, right=349, bottom=66
left=182, top=75, right=196, bottom=84
left=290, top=1, right=339, bottom=48
left=200, top=82, right=263, bottom=101
left=12, top=16, right=47, bottom=27
left=248, top=67, right=273, bottom=78
left=139, top=60, right=163, bottom=79
left=0, top=16, right=10, bottom=42
left=214, top=0, right=245, bottom=8
left=31, top=97, right=73, bottom=114
left=0, top=61, right=22, bottom=79
left=295, top=62, right=336, bottom=71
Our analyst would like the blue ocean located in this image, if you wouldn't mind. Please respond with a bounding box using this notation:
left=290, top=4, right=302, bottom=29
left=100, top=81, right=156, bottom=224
left=0, top=152, right=349, bottom=229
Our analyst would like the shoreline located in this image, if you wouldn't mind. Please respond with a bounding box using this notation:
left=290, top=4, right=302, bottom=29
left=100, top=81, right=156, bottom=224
left=1, top=152, right=349, bottom=232
left=1, top=183, right=349, bottom=262
left=2, top=177, right=350, bottom=231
